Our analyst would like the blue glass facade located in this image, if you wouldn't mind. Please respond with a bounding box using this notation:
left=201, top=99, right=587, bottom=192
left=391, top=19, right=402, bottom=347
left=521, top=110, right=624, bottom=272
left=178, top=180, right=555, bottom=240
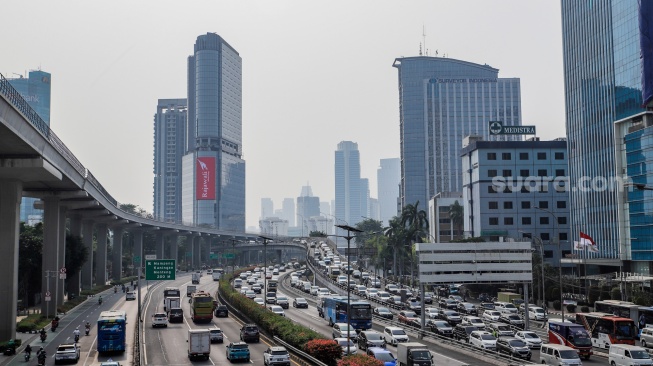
left=625, top=126, right=653, bottom=261
left=335, top=141, right=362, bottom=229
left=393, top=57, right=521, bottom=208
left=562, top=0, right=645, bottom=261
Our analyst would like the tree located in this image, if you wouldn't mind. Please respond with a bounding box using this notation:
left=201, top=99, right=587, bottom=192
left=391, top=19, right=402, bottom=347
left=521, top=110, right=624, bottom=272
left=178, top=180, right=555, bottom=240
left=354, top=218, right=383, bottom=245
left=19, top=222, right=44, bottom=307
left=65, top=233, right=89, bottom=292
left=309, top=231, right=326, bottom=237
left=449, top=200, right=464, bottom=238
left=383, top=217, right=407, bottom=279
left=400, top=201, right=429, bottom=242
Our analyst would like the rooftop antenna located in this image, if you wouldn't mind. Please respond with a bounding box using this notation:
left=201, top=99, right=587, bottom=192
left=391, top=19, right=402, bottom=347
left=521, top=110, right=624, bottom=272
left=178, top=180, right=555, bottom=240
left=422, top=25, right=427, bottom=56
left=419, top=43, right=423, bottom=56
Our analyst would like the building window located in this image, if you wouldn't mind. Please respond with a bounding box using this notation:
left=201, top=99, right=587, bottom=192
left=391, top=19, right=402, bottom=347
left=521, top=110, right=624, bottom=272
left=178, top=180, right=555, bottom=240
left=539, top=185, right=549, bottom=193
left=521, top=201, right=531, bottom=209
left=557, top=201, right=566, bottom=209
left=522, top=217, right=531, bottom=225
left=502, top=169, right=512, bottom=177
left=538, top=201, right=548, bottom=209
left=488, top=185, right=497, bottom=194
left=489, top=201, right=498, bottom=209
left=521, top=186, right=531, bottom=193
left=488, top=169, right=497, bottom=178
left=555, top=152, right=564, bottom=160
left=489, top=217, right=499, bottom=225
left=520, top=169, right=529, bottom=177
left=487, top=153, right=497, bottom=160
left=543, top=250, right=553, bottom=259
left=538, top=169, right=547, bottom=177
left=558, top=217, right=567, bottom=225
left=519, top=152, right=529, bottom=160
left=559, top=233, right=568, bottom=241
left=540, top=217, right=549, bottom=225
left=537, top=152, right=547, bottom=160
left=504, top=217, right=514, bottom=225
left=555, top=169, right=565, bottom=177
left=504, top=201, right=513, bottom=209
left=541, top=233, right=550, bottom=241
left=502, top=152, right=512, bottom=160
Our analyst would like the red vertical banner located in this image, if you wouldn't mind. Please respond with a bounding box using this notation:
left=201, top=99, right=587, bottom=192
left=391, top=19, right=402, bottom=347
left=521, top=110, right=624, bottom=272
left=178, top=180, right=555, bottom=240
left=196, top=157, right=216, bottom=200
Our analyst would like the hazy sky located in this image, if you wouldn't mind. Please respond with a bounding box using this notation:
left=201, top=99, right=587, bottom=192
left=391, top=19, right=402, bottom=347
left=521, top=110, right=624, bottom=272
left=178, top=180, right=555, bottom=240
left=2, top=0, right=565, bottom=230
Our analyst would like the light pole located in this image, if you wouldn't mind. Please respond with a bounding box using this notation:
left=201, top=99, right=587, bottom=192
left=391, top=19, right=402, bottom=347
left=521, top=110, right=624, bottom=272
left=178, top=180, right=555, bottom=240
left=519, top=230, right=546, bottom=308
left=536, top=206, right=562, bottom=321
left=335, top=224, right=363, bottom=356
left=231, top=238, right=239, bottom=275
left=259, top=236, right=273, bottom=298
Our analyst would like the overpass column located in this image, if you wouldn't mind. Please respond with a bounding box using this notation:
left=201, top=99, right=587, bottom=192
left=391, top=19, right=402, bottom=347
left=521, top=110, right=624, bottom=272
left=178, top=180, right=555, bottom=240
left=95, top=223, right=108, bottom=285
left=156, top=232, right=164, bottom=260
left=42, top=197, right=60, bottom=317
left=81, top=219, right=94, bottom=289
left=192, top=236, right=201, bottom=269
left=0, top=180, right=23, bottom=340
left=57, top=206, right=67, bottom=307
left=133, top=230, right=143, bottom=277
left=68, top=215, right=82, bottom=296
left=112, top=227, right=124, bottom=282
left=168, top=234, right=179, bottom=268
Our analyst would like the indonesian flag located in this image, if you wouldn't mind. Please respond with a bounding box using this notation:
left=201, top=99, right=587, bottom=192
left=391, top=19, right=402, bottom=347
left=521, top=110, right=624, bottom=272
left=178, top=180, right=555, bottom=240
left=580, top=232, right=599, bottom=253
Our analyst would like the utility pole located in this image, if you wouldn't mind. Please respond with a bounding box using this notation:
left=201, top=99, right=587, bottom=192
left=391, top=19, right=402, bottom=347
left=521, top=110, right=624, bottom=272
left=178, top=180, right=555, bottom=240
left=44, top=270, right=57, bottom=319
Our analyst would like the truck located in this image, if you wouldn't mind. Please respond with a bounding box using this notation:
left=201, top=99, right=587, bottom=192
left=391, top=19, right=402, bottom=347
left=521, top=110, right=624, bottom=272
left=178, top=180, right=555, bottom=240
left=212, top=271, right=221, bottom=281
left=187, top=285, right=197, bottom=297
left=497, top=292, right=521, bottom=304
left=397, top=342, right=433, bottom=366
left=187, top=329, right=211, bottom=360
left=192, top=272, right=200, bottom=284
left=164, top=296, right=181, bottom=312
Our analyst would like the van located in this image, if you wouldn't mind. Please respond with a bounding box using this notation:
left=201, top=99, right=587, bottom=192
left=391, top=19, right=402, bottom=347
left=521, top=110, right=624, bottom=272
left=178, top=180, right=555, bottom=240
left=608, top=344, right=653, bottom=366
left=641, top=327, right=653, bottom=348
left=539, top=344, right=582, bottom=366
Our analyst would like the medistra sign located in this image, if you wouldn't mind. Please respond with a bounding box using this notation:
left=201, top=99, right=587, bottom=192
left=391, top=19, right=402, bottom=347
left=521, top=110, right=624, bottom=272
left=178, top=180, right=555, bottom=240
left=196, top=157, right=216, bottom=200
left=488, top=121, right=536, bottom=135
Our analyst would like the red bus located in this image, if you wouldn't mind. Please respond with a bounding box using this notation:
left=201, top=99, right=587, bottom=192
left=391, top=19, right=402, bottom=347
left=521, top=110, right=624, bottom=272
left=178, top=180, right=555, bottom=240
left=547, top=321, right=593, bottom=359
left=575, top=312, right=637, bottom=349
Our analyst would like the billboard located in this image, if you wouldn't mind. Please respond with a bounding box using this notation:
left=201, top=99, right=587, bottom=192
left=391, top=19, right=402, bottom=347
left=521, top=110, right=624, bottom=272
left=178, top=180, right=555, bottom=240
left=196, top=157, right=216, bottom=200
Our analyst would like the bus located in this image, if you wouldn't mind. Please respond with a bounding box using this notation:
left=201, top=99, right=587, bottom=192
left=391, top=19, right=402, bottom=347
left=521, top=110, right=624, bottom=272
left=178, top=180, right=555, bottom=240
left=163, top=287, right=181, bottom=303
left=322, top=296, right=372, bottom=331
left=594, top=300, right=653, bottom=329
left=190, top=291, right=214, bottom=322
left=97, top=310, right=127, bottom=353
left=547, top=321, right=593, bottom=359
left=575, top=312, right=638, bottom=349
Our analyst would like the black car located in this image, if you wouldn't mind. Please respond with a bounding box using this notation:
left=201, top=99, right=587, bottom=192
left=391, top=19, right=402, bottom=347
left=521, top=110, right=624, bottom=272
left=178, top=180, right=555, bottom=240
left=496, top=337, right=532, bottom=360
left=214, top=305, right=229, bottom=317
left=456, top=302, right=478, bottom=315
left=438, top=298, right=458, bottom=310
left=373, top=307, right=394, bottom=320
left=293, top=298, right=308, bottom=308
left=423, top=292, right=434, bottom=304
left=480, top=302, right=495, bottom=310
left=239, top=324, right=260, bottom=343
left=499, top=314, right=525, bottom=329
left=357, top=330, right=386, bottom=351
left=168, top=307, right=183, bottom=323
left=428, top=320, right=453, bottom=338
left=453, top=324, right=479, bottom=342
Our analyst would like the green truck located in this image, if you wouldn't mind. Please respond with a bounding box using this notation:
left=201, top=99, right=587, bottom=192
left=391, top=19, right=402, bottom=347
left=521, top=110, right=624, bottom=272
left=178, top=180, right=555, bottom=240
left=497, top=292, right=522, bottom=304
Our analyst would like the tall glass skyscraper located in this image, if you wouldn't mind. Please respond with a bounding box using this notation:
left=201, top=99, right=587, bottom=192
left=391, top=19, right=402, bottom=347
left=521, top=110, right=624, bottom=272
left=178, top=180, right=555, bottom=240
left=181, top=33, right=245, bottom=231
left=377, top=158, right=400, bottom=226
left=561, top=0, right=645, bottom=264
left=335, top=141, right=363, bottom=229
left=8, top=70, right=51, bottom=225
left=393, top=56, right=521, bottom=209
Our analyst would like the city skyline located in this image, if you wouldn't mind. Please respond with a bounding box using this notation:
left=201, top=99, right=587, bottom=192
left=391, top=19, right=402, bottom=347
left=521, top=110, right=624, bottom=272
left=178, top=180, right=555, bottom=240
left=1, top=1, right=566, bottom=229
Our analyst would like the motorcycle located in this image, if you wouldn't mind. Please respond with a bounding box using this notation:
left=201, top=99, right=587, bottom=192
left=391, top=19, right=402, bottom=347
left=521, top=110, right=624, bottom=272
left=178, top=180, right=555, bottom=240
left=50, top=322, right=58, bottom=332
left=98, top=298, right=103, bottom=305
left=40, top=332, right=47, bottom=342
left=85, top=328, right=90, bottom=336
left=74, top=334, right=79, bottom=343
left=37, top=353, right=46, bottom=366
left=114, top=287, right=117, bottom=293
left=24, top=351, right=30, bottom=362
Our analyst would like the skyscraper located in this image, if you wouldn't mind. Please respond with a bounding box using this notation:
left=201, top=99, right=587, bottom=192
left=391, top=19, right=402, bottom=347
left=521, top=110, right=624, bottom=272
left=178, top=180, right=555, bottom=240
left=181, top=33, right=245, bottom=231
left=297, top=185, right=320, bottom=234
left=335, top=141, right=362, bottom=227
left=282, top=198, right=295, bottom=227
left=377, top=158, right=400, bottom=225
left=393, top=56, right=522, bottom=209
left=261, top=198, right=274, bottom=219
left=153, top=99, right=187, bottom=223
left=8, top=70, right=51, bottom=225
left=561, top=0, right=646, bottom=264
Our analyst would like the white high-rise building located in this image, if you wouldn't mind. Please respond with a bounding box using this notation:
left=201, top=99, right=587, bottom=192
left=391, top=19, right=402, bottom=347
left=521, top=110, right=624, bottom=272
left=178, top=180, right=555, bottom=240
left=261, top=198, right=273, bottom=219
left=377, top=158, right=400, bottom=225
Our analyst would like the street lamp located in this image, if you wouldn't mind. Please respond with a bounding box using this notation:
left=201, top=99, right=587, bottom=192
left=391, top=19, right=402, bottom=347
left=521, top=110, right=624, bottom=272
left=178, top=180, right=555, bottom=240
left=335, top=224, right=363, bottom=356
left=536, top=206, right=562, bottom=321
left=259, top=235, right=273, bottom=299
left=519, top=230, right=546, bottom=309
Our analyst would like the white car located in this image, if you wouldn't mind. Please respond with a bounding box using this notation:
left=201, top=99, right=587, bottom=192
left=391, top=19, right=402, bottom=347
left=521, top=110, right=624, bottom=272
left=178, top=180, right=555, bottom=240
left=482, top=310, right=502, bottom=322
left=462, top=316, right=486, bottom=329
left=424, top=307, right=440, bottom=319
left=514, top=331, right=543, bottom=349
left=263, top=346, right=290, bottom=366
left=383, top=326, right=409, bottom=346
left=337, top=275, right=348, bottom=286
left=335, top=337, right=358, bottom=355
left=376, top=291, right=392, bottom=302
left=126, top=291, right=136, bottom=301
left=310, top=286, right=320, bottom=296
left=54, top=343, right=80, bottom=363
left=469, top=331, right=497, bottom=351
left=253, top=298, right=265, bottom=307
left=367, top=288, right=379, bottom=298
left=269, top=305, right=285, bottom=317
left=151, top=312, right=168, bottom=327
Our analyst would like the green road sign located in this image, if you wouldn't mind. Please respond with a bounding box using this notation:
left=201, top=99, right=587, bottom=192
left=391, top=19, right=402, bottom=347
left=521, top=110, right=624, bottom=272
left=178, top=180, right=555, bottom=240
left=223, top=253, right=235, bottom=259
left=210, top=253, right=218, bottom=259
left=133, top=256, right=141, bottom=264
left=145, top=259, right=176, bottom=280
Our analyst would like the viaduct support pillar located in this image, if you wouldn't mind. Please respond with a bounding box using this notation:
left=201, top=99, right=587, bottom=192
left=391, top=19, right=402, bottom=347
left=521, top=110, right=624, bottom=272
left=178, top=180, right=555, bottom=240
left=68, top=215, right=82, bottom=296
left=0, top=180, right=22, bottom=340
left=42, top=197, right=60, bottom=318
left=81, top=220, right=94, bottom=290
left=112, top=227, right=124, bottom=283
left=57, top=206, right=67, bottom=307
left=95, top=223, right=108, bottom=285
left=156, top=232, right=164, bottom=260
left=133, top=230, right=143, bottom=278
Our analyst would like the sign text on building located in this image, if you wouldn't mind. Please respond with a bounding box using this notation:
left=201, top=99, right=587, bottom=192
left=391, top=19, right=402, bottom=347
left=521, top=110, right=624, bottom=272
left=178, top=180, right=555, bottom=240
left=488, top=121, right=536, bottom=135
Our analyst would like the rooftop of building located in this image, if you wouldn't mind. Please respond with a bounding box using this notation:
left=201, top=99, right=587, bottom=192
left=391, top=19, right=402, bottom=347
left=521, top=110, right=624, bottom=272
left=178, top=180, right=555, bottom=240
left=392, top=55, right=499, bottom=73
left=461, top=137, right=567, bottom=156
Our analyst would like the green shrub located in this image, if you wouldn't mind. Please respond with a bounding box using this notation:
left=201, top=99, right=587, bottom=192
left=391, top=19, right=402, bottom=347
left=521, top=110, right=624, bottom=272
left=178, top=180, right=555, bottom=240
left=553, top=300, right=561, bottom=310
left=580, top=306, right=590, bottom=313
left=338, top=354, right=384, bottom=366
left=611, top=287, right=622, bottom=301
left=305, top=339, right=342, bottom=366
left=566, top=304, right=577, bottom=313
left=548, top=287, right=560, bottom=300
left=588, top=286, right=601, bottom=304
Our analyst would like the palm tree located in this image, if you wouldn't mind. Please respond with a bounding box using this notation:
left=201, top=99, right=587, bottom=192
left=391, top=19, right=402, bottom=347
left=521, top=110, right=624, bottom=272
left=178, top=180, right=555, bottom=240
left=400, top=202, right=429, bottom=285
left=449, top=200, right=464, bottom=239
left=383, top=217, right=406, bottom=280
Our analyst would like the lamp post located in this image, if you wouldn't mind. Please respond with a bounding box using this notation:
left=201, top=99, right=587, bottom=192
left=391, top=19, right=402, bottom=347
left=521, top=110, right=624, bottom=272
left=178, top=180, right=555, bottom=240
left=231, top=238, right=238, bottom=275
left=536, top=206, right=562, bottom=321
left=519, top=230, right=546, bottom=309
left=259, top=235, right=273, bottom=299
left=335, top=224, right=363, bottom=356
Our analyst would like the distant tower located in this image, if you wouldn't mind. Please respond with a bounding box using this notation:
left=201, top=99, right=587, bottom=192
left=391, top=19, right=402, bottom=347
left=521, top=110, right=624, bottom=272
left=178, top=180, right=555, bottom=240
left=377, top=158, right=400, bottom=225
left=261, top=198, right=274, bottom=219
left=335, top=141, right=362, bottom=227
left=282, top=198, right=295, bottom=227
left=297, top=185, right=320, bottom=232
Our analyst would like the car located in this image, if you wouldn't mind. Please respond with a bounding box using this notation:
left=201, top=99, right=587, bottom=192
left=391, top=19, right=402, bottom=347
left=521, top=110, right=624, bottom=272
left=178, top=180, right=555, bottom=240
left=291, top=297, right=308, bottom=308
left=488, top=322, right=514, bottom=338
left=452, top=324, right=479, bottom=342
left=448, top=295, right=463, bottom=302
left=440, top=310, right=462, bottom=325
left=310, top=286, right=320, bottom=295
left=482, top=310, right=502, bottom=322
left=358, top=330, right=386, bottom=351
left=376, top=291, right=392, bottom=302
left=54, top=343, right=80, bottom=364
left=361, top=272, right=370, bottom=281
left=383, top=326, right=409, bottom=346
left=126, top=292, right=136, bottom=301
left=266, top=292, right=277, bottom=304
left=252, top=285, right=262, bottom=294
left=461, top=316, right=486, bottom=329
left=254, top=298, right=266, bottom=307
left=240, top=324, right=260, bottom=342
left=389, top=295, right=402, bottom=305
left=494, top=301, right=518, bottom=314
left=348, top=281, right=358, bottom=290
left=514, top=331, right=543, bottom=349
left=499, top=314, right=525, bottom=328
left=151, top=312, right=168, bottom=328
left=398, top=311, right=419, bottom=325
left=373, top=307, right=394, bottom=320
left=337, top=275, right=348, bottom=286
left=335, top=337, right=358, bottom=355
left=422, top=292, right=434, bottom=304
left=226, top=342, right=250, bottom=362
left=245, top=290, right=256, bottom=299
left=479, top=302, right=495, bottom=310
left=525, top=306, right=547, bottom=321
left=385, top=284, right=399, bottom=294
left=457, top=302, right=478, bottom=315
left=99, top=362, right=121, bottom=366
left=369, top=279, right=382, bottom=288
left=214, top=304, right=229, bottom=317
left=332, top=323, right=357, bottom=341
left=263, top=346, right=290, bottom=366
left=366, top=347, right=397, bottom=365
left=469, top=331, right=497, bottom=351
left=424, top=307, right=440, bottom=319
left=269, top=305, right=285, bottom=317
left=209, top=328, right=224, bottom=343
left=168, top=307, right=183, bottom=322
left=355, top=285, right=367, bottom=294
left=275, top=296, right=289, bottom=309
left=428, top=320, right=453, bottom=337
left=438, top=298, right=458, bottom=310
left=406, top=298, right=422, bottom=314
left=641, top=327, right=653, bottom=348
left=496, top=337, right=532, bottom=360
